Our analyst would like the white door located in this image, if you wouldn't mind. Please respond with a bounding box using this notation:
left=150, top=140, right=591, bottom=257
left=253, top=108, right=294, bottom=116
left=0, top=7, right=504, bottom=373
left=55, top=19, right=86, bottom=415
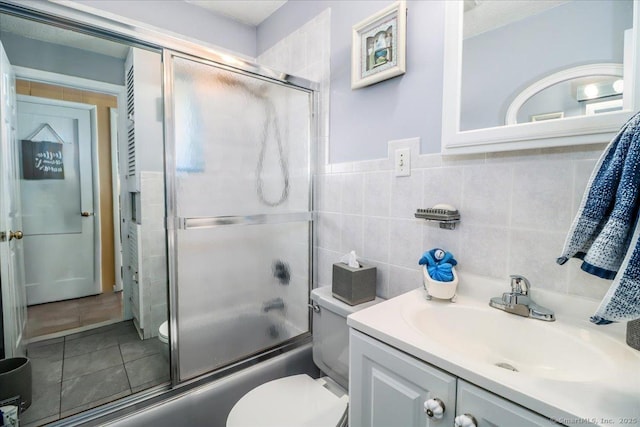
left=17, top=98, right=97, bottom=305
left=0, top=41, right=26, bottom=358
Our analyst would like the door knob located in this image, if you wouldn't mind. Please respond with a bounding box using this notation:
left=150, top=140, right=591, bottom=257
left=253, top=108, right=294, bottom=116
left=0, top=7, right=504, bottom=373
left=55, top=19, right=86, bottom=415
left=9, top=230, right=23, bottom=240
left=81, top=211, right=94, bottom=217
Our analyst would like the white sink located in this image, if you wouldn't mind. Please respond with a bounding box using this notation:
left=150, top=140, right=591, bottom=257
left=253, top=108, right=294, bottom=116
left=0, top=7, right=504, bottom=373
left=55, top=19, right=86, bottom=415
left=402, top=302, right=619, bottom=382
left=347, top=273, right=640, bottom=425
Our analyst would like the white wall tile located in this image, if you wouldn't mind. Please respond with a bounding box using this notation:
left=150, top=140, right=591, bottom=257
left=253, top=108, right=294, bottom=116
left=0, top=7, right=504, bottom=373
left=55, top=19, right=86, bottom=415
left=316, top=247, right=340, bottom=287
left=340, top=214, right=363, bottom=255
left=388, top=265, right=422, bottom=298
left=341, top=173, right=364, bottom=214
left=364, top=171, right=391, bottom=217
left=462, top=164, right=512, bottom=226
left=458, top=224, right=509, bottom=279
left=316, top=212, right=341, bottom=252
left=363, top=217, right=389, bottom=263
left=510, top=161, right=574, bottom=231
left=360, top=258, right=390, bottom=299
left=390, top=170, right=424, bottom=219
left=422, top=223, right=461, bottom=260
left=389, top=219, right=423, bottom=269
left=423, top=167, right=463, bottom=211
left=508, top=229, right=569, bottom=293
left=317, top=174, right=342, bottom=213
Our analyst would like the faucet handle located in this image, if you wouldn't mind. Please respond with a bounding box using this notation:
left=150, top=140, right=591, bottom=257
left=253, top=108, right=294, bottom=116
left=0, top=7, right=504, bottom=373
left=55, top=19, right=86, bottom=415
left=509, top=275, right=530, bottom=295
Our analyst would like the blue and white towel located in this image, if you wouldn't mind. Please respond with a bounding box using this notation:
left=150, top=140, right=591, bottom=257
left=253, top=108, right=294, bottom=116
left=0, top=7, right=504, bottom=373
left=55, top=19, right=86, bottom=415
left=557, top=111, right=640, bottom=324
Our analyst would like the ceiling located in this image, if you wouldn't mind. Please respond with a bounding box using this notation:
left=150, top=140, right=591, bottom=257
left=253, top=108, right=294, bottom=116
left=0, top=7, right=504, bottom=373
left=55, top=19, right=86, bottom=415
left=185, top=0, right=287, bottom=26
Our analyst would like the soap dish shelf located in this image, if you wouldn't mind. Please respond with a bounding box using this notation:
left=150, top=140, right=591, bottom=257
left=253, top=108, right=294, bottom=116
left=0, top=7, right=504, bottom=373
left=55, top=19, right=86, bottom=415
left=420, top=218, right=460, bottom=230
left=414, top=208, right=460, bottom=230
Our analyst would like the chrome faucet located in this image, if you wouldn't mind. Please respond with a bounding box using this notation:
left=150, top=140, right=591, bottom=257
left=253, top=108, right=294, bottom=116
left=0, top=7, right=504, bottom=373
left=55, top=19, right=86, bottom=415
left=262, top=297, right=285, bottom=313
left=489, top=275, right=555, bottom=321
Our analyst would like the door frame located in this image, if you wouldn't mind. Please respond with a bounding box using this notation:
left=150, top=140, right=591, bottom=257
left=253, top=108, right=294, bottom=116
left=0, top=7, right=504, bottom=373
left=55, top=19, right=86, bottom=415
left=18, top=95, right=101, bottom=298
left=14, top=67, right=129, bottom=317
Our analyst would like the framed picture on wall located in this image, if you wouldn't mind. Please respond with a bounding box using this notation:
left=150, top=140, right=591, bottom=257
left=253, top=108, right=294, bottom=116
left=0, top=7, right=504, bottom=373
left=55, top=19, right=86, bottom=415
left=351, top=0, right=407, bottom=90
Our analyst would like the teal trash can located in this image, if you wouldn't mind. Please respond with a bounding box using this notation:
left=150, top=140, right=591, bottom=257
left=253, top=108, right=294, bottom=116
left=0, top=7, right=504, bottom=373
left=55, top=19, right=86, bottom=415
left=0, top=357, right=32, bottom=411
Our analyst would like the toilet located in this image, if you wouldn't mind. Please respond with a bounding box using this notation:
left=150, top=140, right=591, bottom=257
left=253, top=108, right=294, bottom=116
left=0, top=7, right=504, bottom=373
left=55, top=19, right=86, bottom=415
left=227, top=286, right=382, bottom=427
left=158, top=320, right=169, bottom=361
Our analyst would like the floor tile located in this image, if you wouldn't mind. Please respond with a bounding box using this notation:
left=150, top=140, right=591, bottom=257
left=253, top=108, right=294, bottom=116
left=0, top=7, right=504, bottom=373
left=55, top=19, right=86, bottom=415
left=124, top=353, right=169, bottom=389
left=62, top=346, right=123, bottom=380
left=64, top=320, right=129, bottom=342
left=27, top=341, right=64, bottom=360
left=120, top=338, right=162, bottom=362
left=63, top=331, right=120, bottom=358
left=19, top=381, right=60, bottom=425
left=60, top=365, right=130, bottom=412
left=31, top=356, right=63, bottom=385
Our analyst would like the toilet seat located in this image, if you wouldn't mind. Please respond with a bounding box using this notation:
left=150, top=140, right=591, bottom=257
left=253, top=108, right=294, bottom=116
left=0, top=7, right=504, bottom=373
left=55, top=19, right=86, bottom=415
left=158, top=321, right=169, bottom=344
left=226, top=374, right=348, bottom=427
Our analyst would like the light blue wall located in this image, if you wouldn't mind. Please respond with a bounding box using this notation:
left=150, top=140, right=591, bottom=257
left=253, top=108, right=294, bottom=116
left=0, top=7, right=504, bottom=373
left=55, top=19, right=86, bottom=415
left=69, top=0, right=257, bottom=58
left=258, top=1, right=446, bottom=162
left=461, top=0, right=633, bottom=131
left=0, top=32, right=125, bottom=85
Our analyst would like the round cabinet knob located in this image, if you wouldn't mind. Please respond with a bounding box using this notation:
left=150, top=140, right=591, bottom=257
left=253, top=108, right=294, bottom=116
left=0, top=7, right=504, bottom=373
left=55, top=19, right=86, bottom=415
left=424, top=398, right=445, bottom=419
left=9, top=230, right=23, bottom=240
left=454, top=414, right=478, bottom=427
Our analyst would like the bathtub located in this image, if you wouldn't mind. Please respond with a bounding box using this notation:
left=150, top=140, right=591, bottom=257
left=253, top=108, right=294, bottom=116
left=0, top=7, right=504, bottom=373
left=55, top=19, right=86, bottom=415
left=99, top=343, right=316, bottom=427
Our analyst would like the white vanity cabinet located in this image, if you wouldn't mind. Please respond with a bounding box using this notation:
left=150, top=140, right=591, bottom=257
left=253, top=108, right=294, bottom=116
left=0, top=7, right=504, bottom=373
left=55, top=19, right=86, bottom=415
left=349, top=330, right=557, bottom=427
left=350, top=329, right=456, bottom=426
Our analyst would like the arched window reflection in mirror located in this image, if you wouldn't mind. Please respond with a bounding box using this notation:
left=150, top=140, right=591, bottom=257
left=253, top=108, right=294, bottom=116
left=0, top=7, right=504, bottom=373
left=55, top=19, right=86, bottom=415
left=0, top=11, right=168, bottom=426
left=505, top=64, right=624, bottom=125
left=442, top=0, right=640, bottom=154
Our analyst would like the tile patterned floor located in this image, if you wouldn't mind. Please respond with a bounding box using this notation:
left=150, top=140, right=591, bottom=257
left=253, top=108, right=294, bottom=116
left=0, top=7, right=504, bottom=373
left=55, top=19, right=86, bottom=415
left=26, top=292, right=123, bottom=339
left=22, top=321, right=169, bottom=426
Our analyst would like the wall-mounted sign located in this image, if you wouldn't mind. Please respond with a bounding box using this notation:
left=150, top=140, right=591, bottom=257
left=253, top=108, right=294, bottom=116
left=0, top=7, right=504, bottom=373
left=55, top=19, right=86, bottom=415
left=21, top=140, right=65, bottom=180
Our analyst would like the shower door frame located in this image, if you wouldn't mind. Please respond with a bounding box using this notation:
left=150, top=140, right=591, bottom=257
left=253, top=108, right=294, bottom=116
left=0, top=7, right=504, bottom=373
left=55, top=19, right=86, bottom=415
left=162, top=49, right=318, bottom=384
left=0, top=0, right=319, bottom=422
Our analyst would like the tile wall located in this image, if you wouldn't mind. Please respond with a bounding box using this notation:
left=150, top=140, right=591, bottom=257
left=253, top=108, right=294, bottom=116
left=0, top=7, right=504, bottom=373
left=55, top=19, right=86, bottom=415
left=316, top=139, right=613, bottom=301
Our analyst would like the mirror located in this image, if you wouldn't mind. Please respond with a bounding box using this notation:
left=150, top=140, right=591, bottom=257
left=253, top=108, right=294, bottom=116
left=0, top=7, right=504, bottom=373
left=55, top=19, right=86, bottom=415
left=442, top=0, right=640, bottom=153
left=0, top=11, right=169, bottom=426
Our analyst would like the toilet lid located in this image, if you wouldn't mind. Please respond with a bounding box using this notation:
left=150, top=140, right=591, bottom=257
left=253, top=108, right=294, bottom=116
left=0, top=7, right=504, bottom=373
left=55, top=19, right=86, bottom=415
left=226, top=374, right=348, bottom=427
left=158, top=321, right=169, bottom=343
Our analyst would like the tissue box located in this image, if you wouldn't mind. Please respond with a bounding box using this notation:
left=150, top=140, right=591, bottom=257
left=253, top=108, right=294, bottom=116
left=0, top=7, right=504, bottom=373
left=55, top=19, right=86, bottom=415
left=332, top=262, right=376, bottom=305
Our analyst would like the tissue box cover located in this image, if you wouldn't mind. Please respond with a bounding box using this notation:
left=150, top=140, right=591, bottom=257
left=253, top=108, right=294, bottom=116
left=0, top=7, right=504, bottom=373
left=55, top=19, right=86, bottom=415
left=332, top=262, right=376, bottom=305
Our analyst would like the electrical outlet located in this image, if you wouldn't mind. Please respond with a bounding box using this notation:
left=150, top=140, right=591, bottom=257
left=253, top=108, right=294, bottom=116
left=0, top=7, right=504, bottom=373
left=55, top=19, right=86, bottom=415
left=394, top=148, right=411, bottom=177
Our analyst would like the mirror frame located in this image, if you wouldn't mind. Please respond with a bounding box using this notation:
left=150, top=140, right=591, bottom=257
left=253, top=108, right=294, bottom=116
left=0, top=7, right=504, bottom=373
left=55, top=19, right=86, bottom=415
left=441, top=1, right=640, bottom=154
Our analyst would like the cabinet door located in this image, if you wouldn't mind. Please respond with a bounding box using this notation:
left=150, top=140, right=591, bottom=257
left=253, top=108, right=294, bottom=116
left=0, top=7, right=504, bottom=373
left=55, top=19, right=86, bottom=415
left=456, top=380, right=556, bottom=426
left=350, top=329, right=457, bottom=427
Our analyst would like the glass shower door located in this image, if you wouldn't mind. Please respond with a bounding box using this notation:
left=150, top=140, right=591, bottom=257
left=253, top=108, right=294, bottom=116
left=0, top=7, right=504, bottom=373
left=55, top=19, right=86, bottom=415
left=168, top=54, right=313, bottom=380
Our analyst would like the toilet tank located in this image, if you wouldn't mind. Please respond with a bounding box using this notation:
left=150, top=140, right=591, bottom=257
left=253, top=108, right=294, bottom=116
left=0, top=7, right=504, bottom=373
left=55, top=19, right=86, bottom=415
left=310, top=286, right=382, bottom=390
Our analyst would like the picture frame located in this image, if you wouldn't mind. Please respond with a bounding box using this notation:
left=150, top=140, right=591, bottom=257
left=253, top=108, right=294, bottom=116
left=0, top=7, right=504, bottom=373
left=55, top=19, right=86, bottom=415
left=351, top=0, right=407, bottom=89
